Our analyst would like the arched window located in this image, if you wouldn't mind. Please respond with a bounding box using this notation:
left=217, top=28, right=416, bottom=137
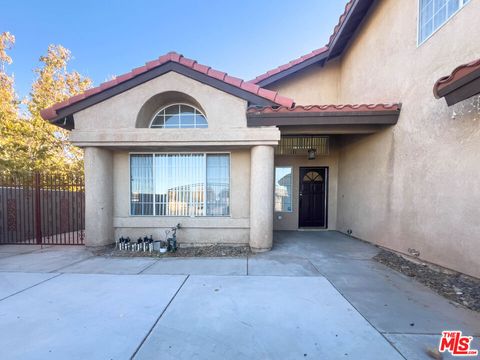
left=303, top=171, right=323, bottom=182
left=150, top=104, right=207, bottom=129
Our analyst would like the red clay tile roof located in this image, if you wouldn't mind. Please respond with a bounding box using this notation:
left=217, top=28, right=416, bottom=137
left=249, top=0, right=356, bottom=85
left=328, top=0, right=355, bottom=46
left=41, top=52, right=294, bottom=121
left=433, top=57, right=480, bottom=98
left=247, top=103, right=401, bottom=114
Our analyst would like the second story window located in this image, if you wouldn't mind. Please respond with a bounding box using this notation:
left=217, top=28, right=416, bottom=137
left=150, top=104, right=208, bottom=128
left=419, top=0, right=470, bottom=44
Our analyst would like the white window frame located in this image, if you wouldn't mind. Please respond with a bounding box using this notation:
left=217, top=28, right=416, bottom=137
left=129, top=152, right=231, bottom=217
left=274, top=166, right=293, bottom=213
left=417, top=0, right=470, bottom=46
left=148, top=103, right=208, bottom=129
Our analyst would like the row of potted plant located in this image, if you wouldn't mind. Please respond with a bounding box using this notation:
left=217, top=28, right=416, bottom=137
left=115, top=224, right=181, bottom=254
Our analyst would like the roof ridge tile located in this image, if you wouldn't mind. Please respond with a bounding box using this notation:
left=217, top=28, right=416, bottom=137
left=328, top=0, right=355, bottom=45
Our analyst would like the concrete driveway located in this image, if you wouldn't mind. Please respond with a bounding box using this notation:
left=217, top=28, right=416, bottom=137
left=0, top=231, right=478, bottom=359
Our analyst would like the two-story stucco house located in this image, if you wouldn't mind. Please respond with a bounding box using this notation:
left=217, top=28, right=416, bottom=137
left=41, top=0, right=480, bottom=278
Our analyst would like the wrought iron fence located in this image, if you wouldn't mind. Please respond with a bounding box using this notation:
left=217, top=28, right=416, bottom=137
left=0, top=173, right=85, bottom=245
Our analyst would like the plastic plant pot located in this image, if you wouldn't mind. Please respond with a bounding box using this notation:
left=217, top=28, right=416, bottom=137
left=153, top=241, right=161, bottom=251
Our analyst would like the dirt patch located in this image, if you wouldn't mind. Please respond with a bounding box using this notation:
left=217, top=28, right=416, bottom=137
left=374, top=249, right=480, bottom=312
left=95, top=245, right=251, bottom=258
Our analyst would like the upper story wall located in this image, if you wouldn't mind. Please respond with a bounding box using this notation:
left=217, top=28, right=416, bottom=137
left=74, top=71, right=248, bottom=130
left=266, top=59, right=341, bottom=104
left=335, top=0, right=480, bottom=278
left=265, top=0, right=479, bottom=107
left=339, top=0, right=480, bottom=104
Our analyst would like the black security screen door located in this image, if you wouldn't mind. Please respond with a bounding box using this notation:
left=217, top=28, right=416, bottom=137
left=299, top=167, right=328, bottom=228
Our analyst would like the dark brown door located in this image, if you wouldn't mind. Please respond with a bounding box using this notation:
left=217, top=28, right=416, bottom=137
left=299, top=167, right=327, bottom=228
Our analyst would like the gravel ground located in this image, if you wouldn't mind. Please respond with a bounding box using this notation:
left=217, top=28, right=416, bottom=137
left=374, top=249, right=480, bottom=312
left=95, top=245, right=251, bottom=258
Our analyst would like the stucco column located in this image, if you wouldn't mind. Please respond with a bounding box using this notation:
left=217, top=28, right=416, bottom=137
left=249, top=145, right=274, bottom=252
left=84, top=147, right=113, bottom=247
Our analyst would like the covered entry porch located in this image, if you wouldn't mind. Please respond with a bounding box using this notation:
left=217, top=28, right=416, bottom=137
left=247, top=103, right=401, bottom=232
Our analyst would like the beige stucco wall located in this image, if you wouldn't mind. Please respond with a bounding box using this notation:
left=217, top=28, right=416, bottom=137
left=84, top=147, right=113, bottom=247
left=273, top=139, right=339, bottom=231
left=72, top=70, right=280, bottom=248
left=74, top=71, right=248, bottom=130
left=269, top=0, right=480, bottom=277
left=111, top=149, right=251, bottom=246
left=336, top=0, right=480, bottom=278
left=266, top=0, right=480, bottom=277
left=268, top=59, right=341, bottom=105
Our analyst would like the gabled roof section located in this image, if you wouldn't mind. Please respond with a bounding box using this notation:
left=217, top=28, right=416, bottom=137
left=327, top=0, right=375, bottom=59
left=246, top=103, right=401, bottom=126
left=41, top=52, right=294, bottom=125
left=249, top=47, right=329, bottom=86
left=250, top=0, right=376, bottom=87
left=433, top=58, right=480, bottom=106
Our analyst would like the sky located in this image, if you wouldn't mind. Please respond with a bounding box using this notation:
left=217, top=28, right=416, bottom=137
left=2, top=0, right=347, bottom=100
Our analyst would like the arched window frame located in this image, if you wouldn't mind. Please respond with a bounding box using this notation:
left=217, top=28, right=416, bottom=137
left=149, top=103, right=208, bottom=129
left=303, top=171, right=323, bottom=182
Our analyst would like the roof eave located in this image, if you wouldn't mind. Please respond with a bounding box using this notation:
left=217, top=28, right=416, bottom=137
left=434, top=66, right=480, bottom=106
left=49, top=115, right=74, bottom=130
left=251, top=0, right=377, bottom=87
left=327, top=0, right=377, bottom=59
left=255, top=51, right=330, bottom=88
left=247, top=109, right=401, bottom=127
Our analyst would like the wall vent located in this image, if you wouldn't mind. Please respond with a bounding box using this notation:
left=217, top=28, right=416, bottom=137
left=275, top=136, right=329, bottom=156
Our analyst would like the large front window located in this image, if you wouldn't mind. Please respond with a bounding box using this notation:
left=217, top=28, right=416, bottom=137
left=130, top=153, right=229, bottom=216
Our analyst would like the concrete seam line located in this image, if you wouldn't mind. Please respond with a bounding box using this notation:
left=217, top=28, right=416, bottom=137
left=245, top=274, right=323, bottom=278
left=0, top=245, right=53, bottom=259
left=130, top=275, right=190, bottom=359
left=306, top=259, right=327, bottom=278
left=0, top=272, right=63, bottom=302
left=382, top=332, right=446, bottom=335
left=136, top=259, right=160, bottom=275
left=306, top=259, right=323, bottom=276
left=52, top=255, right=96, bottom=273
left=323, top=277, right=408, bottom=360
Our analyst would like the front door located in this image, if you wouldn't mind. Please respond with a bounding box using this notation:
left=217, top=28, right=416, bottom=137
left=299, top=167, right=328, bottom=228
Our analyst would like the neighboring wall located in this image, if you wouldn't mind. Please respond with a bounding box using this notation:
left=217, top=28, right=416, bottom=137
left=270, top=0, right=480, bottom=277
left=0, top=188, right=84, bottom=242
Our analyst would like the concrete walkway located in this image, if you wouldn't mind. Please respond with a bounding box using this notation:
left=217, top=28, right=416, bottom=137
left=0, top=231, right=478, bottom=359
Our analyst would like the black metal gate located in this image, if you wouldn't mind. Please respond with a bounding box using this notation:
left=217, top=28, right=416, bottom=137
left=0, top=173, right=85, bottom=245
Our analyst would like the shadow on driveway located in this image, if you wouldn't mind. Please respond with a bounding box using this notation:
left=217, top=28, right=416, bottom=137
left=0, top=231, right=478, bottom=359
